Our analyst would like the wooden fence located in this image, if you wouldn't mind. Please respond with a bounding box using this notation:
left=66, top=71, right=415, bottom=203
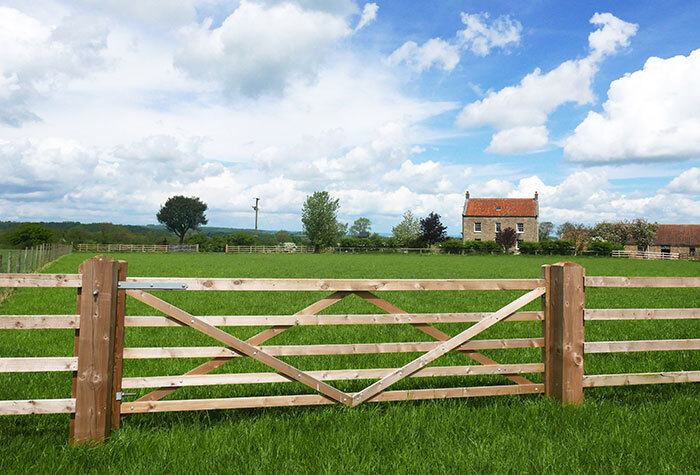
left=0, top=244, right=72, bottom=274
left=225, top=245, right=314, bottom=253
left=612, top=249, right=680, bottom=260
left=0, top=258, right=697, bottom=446
left=77, top=244, right=199, bottom=253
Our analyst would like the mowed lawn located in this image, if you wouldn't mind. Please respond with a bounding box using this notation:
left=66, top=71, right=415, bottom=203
left=1, top=252, right=699, bottom=474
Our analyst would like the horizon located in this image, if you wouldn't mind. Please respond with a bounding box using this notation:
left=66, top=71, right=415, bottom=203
left=1, top=1, right=698, bottom=233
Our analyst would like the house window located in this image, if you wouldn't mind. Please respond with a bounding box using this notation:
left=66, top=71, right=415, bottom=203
left=474, top=222, right=481, bottom=233
left=495, top=222, right=501, bottom=232
left=517, top=223, right=524, bottom=233
left=661, top=245, right=671, bottom=255
left=691, top=247, right=696, bottom=256
left=475, top=238, right=481, bottom=241
left=496, top=206, right=501, bottom=211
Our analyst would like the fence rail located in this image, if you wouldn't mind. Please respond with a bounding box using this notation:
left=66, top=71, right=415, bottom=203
left=225, top=245, right=314, bottom=253
left=0, top=257, right=697, bottom=446
left=76, top=243, right=198, bottom=253
left=612, top=249, right=680, bottom=259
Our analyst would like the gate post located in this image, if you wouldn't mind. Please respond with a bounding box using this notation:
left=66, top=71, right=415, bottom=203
left=70, top=256, right=120, bottom=445
left=543, top=261, right=585, bottom=405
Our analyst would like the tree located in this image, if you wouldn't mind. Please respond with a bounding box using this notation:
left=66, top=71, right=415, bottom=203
left=420, top=212, right=447, bottom=247
left=7, top=223, right=53, bottom=248
left=496, top=227, right=517, bottom=251
left=538, top=221, right=555, bottom=241
left=557, top=222, right=589, bottom=251
left=349, top=217, right=371, bottom=237
left=392, top=210, right=421, bottom=246
left=156, top=195, right=208, bottom=244
left=629, top=218, right=658, bottom=250
left=590, top=221, right=630, bottom=246
left=301, top=191, right=344, bottom=252
left=275, top=230, right=292, bottom=243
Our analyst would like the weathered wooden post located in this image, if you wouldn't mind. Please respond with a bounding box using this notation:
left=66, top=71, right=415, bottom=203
left=70, top=256, right=120, bottom=445
left=542, top=261, right=585, bottom=405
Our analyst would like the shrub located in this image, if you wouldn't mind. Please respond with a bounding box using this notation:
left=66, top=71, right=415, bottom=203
left=588, top=240, right=623, bottom=256
left=518, top=241, right=540, bottom=255
left=440, top=240, right=465, bottom=254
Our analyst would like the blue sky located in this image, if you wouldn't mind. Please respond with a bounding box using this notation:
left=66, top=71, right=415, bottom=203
left=1, top=0, right=699, bottom=234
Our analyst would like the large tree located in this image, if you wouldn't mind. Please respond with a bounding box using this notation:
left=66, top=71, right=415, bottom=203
left=496, top=227, right=517, bottom=251
left=538, top=221, right=555, bottom=241
left=392, top=210, right=421, bottom=246
left=420, top=212, right=447, bottom=247
left=629, top=218, right=658, bottom=250
left=156, top=195, right=208, bottom=244
left=349, top=217, right=371, bottom=236
left=301, top=191, right=344, bottom=252
left=590, top=221, right=630, bottom=246
left=7, top=223, right=53, bottom=248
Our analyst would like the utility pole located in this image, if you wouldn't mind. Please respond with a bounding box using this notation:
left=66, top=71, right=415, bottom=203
left=252, top=198, right=260, bottom=238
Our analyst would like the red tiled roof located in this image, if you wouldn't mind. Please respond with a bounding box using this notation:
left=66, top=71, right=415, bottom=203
left=464, top=198, right=537, bottom=217
left=654, top=224, right=700, bottom=246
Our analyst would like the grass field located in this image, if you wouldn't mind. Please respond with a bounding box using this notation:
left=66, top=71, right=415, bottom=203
left=1, top=252, right=699, bottom=473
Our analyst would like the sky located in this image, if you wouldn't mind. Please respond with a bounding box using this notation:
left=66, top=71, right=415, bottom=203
left=1, top=0, right=699, bottom=235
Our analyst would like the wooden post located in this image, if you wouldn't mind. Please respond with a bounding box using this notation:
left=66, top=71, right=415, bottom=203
left=70, top=256, right=120, bottom=445
left=111, top=260, right=127, bottom=429
left=543, top=261, right=585, bottom=405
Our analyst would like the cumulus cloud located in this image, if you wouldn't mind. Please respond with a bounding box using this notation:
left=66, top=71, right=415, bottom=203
left=174, top=0, right=353, bottom=97
left=0, top=7, right=108, bottom=126
left=387, top=38, right=460, bottom=72
left=355, top=2, right=378, bottom=31
left=457, top=12, right=521, bottom=56
left=388, top=11, right=521, bottom=72
left=665, top=167, right=700, bottom=195
left=564, top=49, right=700, bottom=163
left=457, top=12, right=637, bottom=154
left=382, top=160, right=456, bottom=194
left=486, top=126, right=549, bottom=154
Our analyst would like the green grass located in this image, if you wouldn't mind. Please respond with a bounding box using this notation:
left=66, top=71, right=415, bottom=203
left=1, top=252, right=699, bottom=474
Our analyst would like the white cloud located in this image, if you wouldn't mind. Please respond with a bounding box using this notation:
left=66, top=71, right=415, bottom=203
left=0, top=7, right=108, bottom=126
left=486, top=126, right=548, bottom=154
left=665, top=167, right=700, bottom=195
left=456, top=12, right=521, bottom=56
left=382, top=160, right=456, bottom=194
left=174, top=0, right=352, bottom=97
left=73, top=0, right=200, bottom=27
left=387, top=38, right=460, bottom=72
left=388, top=11, right=521, bottom=72
left=456, top=12, right=637, bottom=154
left=355, top=2, right=378, bottom=31
left=564, top=49, right=700, bottom=163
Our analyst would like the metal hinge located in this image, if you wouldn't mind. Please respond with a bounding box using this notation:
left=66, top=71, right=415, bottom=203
left=115, top=391, right=138, bottom=401
left=118, top=281, right=188, bottom=290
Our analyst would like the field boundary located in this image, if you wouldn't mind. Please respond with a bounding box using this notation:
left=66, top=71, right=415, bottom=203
left=0, top=257, right=697, bottom=445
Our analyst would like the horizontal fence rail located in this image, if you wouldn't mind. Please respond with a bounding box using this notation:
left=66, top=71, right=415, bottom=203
left=77, top=243, right=198, bottom=253
left=225, top=245, right=314, bottom=254
left=612, top=249, right=680, bottom=260
left=0, top=257, right=697, bottom=446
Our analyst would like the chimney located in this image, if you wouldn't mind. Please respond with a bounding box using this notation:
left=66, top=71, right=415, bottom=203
left=465, top=191, right=470, bottom=199
left=534, top=191, right=538, bottom=201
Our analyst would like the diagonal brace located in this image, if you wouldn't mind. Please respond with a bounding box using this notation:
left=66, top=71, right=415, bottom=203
left=352, top=286, right=546, bottom=406
left=134, top=291, right=351, bottom=403
left=354, top=291, right=534, bottom=385
left=126, top=290, right=353, bottom=406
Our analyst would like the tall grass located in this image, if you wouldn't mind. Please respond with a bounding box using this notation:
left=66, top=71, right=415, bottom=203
left=0, top=252, right=698, bottom=473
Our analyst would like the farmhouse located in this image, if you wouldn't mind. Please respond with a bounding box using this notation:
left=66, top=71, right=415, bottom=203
left=624, top=224, right=700, bottom=258
left=462, top=191, right=539, bottom=246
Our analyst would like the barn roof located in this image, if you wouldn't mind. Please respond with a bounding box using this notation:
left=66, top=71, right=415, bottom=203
left=654, top=224, right=700, bottom=246
left=463, top=198, right=537, bottom=217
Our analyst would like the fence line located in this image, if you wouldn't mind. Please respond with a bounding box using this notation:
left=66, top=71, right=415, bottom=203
left=77, top=243, right=198, bottom=253
left=0, top=258, right=697, bottom=446
left=225, top=244, right=314, bottom=254
left=0, top=244, right=72, bottom=274
left=612, top=249, right=680, bottom=260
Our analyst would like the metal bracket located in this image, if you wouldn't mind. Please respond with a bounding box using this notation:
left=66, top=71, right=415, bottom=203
left=115, top=391, right=138, bottom=401
left=118, top=281, right=188, bottom=290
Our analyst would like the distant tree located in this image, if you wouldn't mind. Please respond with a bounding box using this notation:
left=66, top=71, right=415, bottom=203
left=590, top=221, right=630, bottom=246
left=7, top=223, right=53, bottom=248
left=392, top=211, right=421, bottom=246
left=538, top=221, right=555, bottom=241
left=227, top=232, right=255, bottom=246
left=420, top=212, right=447, bottom=247
left=557, top=222, right=589, bottom=251
left=156, top=195, right=208, bottom=244
left=301, top=191, right=344, bottom=252
left=337, top=221, right=348, bottom=239
left=629, top=218, right=658, bottom=250
left=349, top=217, right=372, bottom=237
left=275, top=230, right=292, bottom=243
left=496, top=227, right=518, bottom=252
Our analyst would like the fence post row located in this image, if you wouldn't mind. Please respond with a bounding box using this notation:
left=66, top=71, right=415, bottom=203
left=543, top=261, right=585, bottom=405
left=70, top=256, right=122, bottom=446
